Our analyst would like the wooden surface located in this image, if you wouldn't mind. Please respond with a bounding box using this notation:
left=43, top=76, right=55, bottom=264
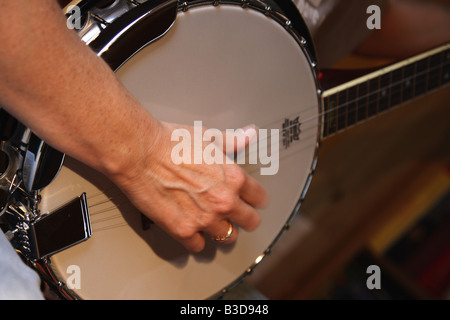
left=246, top=79, right=450, bottom=299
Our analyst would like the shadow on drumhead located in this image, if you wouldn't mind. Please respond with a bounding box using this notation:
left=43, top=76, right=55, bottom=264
left=63, top=157, right=231, bottom=267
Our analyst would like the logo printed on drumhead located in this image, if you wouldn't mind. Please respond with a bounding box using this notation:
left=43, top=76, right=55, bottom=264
left=171, top=121, right=279, bottom=176
left=282, top=116, right=302, bottom=149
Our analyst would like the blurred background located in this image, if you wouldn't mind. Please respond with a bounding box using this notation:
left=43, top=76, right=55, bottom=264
left=244, top=0, right=450, bottom=300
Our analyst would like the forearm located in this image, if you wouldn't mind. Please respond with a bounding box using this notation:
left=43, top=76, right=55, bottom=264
left=0, top=0, right=159, bottom=181
left=0, top=1, right=266, bottom=253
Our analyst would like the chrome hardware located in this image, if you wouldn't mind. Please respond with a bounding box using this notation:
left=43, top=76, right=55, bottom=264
left=89, top=12, right=110, bottom=27
left=6, top=201, right=33, bottom=221
left=17, top=221, right=32, bottom=256
left=3, top=194, right=91, bottom=261
left=2, top=201, right=34, bottom=256
left=91, top=0, right=136, bottom=25
left=66, top=0, right=156, bottom=45
left=0, top=119, right=27, bottom=217
left=49, top=0, right=320, bottom=300
left=0, top=109, right=68, bottom=260
left=127, top=0, right=141, bottom=6
left=75, top=0, right=139, bottom=44
left=7, top=173, right=21, bottom=195
left=4, top=228, right=16, bottom=242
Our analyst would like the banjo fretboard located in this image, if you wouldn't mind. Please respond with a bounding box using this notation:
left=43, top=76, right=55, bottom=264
left=321, top=42, right=450, bottom=139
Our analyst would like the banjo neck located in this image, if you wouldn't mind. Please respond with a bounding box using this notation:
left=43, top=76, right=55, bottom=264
left=320, top=42, right=450, bottom=139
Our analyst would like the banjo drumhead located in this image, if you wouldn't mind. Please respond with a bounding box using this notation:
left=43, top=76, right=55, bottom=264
left=39, top=3, right=320, bottom=299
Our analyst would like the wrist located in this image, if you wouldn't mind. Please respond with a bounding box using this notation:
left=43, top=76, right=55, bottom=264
left=103, top=105, right=162, bottom=188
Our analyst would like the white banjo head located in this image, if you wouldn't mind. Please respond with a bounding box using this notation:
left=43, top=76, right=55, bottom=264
left=39, top=2, right=320, bottom=299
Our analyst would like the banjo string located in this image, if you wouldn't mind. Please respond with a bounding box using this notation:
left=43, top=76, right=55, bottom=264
left=249, top=59, right=448, bottom=142
left=84, top=134, right=319, bottom=233
left=73, top=61, right=449, bottom=233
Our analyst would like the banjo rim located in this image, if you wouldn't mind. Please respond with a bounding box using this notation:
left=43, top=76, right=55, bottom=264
left=37, top=0, right=323, bottom=300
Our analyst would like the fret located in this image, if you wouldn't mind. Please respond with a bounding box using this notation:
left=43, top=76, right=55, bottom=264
left=357, top=81, right=368, bottom=122
left=346, top=85, right=357, bottom=127
left=414, top=57, right=429, bottom=97
left=328, top=94, right=338, bottom=135
left=427, top=51, right=443, bottom=91
left=379, top=73, right=391, bottom=112
left=321, top=43, right=450, bottom=139
left=443, top=49, right=450, bottom=85
left=390, top=67, right=403, bottom=107
left=322, top=97, right=328, bottom=137
left=402, top=63, right=415, bottom=102
left=337, top=90, right=347, bottom=131
left=367, top=77, right=379, bottom=117
left=323, top=94, right=338, bottom=137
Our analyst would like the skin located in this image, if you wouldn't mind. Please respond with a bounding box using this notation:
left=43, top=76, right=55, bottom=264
left=1, top=0, right=448, bottom=253
left=0, top=0, right=268, bottom=253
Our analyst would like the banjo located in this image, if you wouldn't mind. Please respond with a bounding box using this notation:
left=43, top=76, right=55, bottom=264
left=0, top=0, right=448, bottom=299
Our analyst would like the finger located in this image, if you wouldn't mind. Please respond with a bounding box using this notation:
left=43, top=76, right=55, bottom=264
left=239, top=174, right=269, bottom=209
left=179, top=232, right=206, bottom=253
left=206, top=220, right=238, bottom=245
left=221, top=162, right=267, bottom=209
left=227, top=198, right=261, bottom=231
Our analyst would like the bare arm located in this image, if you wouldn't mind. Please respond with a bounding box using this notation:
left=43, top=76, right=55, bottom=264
left=0, top=0, right=267, bottom=252
left=0, top=1, right=151, bottom=175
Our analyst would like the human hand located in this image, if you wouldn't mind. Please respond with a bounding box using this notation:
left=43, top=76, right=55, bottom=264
left=112, top=120, right=268, bottom=253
